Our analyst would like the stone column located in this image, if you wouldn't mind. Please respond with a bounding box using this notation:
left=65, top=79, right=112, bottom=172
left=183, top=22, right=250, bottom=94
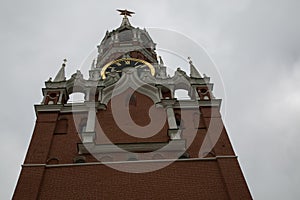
left=81, top=102, right=96, bottom=143
left=57, top=91, right=63, bottom=104
left=166, top=106, right=177, bottom=129
left=97, top=87, right=104, bottom=102
left=192, top=86, right=200, bottom=100
left=114, top=33, right=119, bottom=42
left=133, top=29, right=137, bottom=41
left=156, top=85, right=163, bottom=99
left=84, top=89, right=90, bottom=101
left=162, top=100, right=181, bottom=140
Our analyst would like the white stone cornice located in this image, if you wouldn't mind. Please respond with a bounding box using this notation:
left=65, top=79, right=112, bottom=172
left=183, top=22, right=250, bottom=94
left=78, top=139, right=186, bottom=154
left=22, top=155, right=238, bottom=168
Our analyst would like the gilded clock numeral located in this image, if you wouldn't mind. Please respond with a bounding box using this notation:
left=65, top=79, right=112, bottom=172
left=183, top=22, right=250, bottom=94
left=101, top=58, right=155, bottom=79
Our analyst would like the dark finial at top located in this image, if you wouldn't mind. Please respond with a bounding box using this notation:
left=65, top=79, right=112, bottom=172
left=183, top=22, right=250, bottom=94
left=188, top=57, right=193, bottom=64
left=117, top=9, right=135, bottom=17
left=62, top=58, right=67, bottom=67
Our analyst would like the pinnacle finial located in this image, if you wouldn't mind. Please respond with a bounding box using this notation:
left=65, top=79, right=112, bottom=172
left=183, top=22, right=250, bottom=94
left=188, top=57, right=202, bottom=78
left=91, top=59, right=96, bottom=69
left=188, top=57, right=193, bottom=64
left=53, top=59, right=67, bottom=82
left=62, top=58, right=67, bottom=67
left=159, top=56, right=164, bottom=65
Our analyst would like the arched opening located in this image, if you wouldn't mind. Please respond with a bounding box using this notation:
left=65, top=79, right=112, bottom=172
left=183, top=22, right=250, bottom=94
left=46, top=157, right=59, bottom=165
left=174, top=89, right=191, bottom=100
left=161, top=86, right=172, bottom=99
left=67, top=92, right=85, bottom=103
left=73, top=156, right=86, bottom=163
left=197, top=87, right=211, bottom=100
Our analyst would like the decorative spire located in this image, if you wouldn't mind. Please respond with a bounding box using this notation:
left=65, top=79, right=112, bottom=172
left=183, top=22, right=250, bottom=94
left=188, top=57, right=202, bottom=78
left=53, top=59, right=67, bottom=82
left=159, top=56, right=164, bottom=65
left=117, top=9, right=135, bottom=27
left=91, top=59, right=96, bottom=70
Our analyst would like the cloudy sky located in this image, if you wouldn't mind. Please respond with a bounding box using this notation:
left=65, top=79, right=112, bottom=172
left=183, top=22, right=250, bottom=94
left=1, top=0, right=300, bottom=199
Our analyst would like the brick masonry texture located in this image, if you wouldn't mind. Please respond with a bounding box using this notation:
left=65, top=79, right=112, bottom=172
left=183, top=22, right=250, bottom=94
left=13, top=92, right=252, bottom=199
left=37, top=161, right=234, bottom=200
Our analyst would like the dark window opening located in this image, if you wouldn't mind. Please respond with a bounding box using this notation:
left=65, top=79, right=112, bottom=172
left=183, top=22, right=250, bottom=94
left=175, top=113, right=184, bottom=128
left=200, top=89, right=207, bottom=94
left=73, top=156, right=86, bottom=163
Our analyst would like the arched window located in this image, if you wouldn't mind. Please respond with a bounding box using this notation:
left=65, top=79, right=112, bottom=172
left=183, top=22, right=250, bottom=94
left=73, top=156, right=86, bottom=163
left=46, top=157, right=59, bottom=165
left=161, top=87, right=172, bottom=99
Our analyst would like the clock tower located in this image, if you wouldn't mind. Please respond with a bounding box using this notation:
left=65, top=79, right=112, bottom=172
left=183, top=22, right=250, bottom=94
left=13, top=10, right=252, bottom=199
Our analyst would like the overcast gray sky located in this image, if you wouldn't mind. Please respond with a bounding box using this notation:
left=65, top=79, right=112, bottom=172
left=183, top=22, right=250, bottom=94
left=1, top=0, right=300, bottom=199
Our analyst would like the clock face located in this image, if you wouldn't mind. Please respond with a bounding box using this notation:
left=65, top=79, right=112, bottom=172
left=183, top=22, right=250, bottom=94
left=101, top=58, right=155, bottom=79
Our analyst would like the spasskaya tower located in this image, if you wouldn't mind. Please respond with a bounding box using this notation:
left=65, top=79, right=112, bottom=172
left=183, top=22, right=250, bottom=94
left=13, top=10, right=252, bottom=200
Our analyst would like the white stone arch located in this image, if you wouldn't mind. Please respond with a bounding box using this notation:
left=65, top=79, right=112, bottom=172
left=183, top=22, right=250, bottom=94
left=101, top=68, right=160, bottom=105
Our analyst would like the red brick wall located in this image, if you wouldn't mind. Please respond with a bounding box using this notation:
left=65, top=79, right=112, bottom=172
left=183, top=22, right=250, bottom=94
left=14, top=112, right=58, bottom=200
left=217, top=158, right=253, bottom=200
left=47, top=113, right=86, bottom=164
left=13, top=92, right=252, bottom=199
left=96, top=90, right=169, bottom=144
left=13, top=166, right=45, bottom=200
left=24, top=112, right=58, bottom=164
left=38, top=160, right=233, bottom=200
